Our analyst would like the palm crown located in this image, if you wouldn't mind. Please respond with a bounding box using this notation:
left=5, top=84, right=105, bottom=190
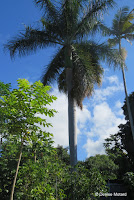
left=6, top=0, right=120, bottom=109
left=105, top=6, right=134, bottom=48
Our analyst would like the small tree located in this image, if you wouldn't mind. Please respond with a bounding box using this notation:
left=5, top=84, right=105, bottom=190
left=0, top=79, right=57, bottom=200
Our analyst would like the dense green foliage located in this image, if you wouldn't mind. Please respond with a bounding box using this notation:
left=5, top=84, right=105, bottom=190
left=0, top=80, right=109, bottom=200
left=84, top=154, right=119, bottom=180
left=0, top=139, right=108, bottom=200
left=0, top=140, right=109, bottom=200
left=124, top=172, right=134, bottom=199
left=0, top=139, right=67, bottom=200
left=56, top=145, right=70, bottom=166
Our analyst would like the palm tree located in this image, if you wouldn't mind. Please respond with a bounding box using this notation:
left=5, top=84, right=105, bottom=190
left=101, top=6, right=134, bottom=142
left=5, top=0, right=120, bottom=170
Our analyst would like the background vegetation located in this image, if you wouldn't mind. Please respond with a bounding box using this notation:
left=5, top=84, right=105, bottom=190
left=0, top=80, right=134, bottom=199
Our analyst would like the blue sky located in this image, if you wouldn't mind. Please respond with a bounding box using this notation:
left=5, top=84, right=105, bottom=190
left=0, top=0, right=134, bottom=161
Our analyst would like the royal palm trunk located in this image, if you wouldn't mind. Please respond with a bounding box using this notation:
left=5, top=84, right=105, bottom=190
left=119, top=40, right=134, bottom=141
left=65, top=46, right=77, bottom=169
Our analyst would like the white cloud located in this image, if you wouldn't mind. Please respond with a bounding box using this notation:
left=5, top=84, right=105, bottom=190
left=91, top=75, right=124, bottom=104
left=47, top=88, right=68, bottom=147
left=92, top=84, right=123, bottom=103
left=114, top=100, right=124, bottom=116
left=115, top=100, right=123, bottom=109
left=77, top=106, right=91, bottom=130
left=82, top=75, right=126, bottom=158
left=84, top=139, right=105, bottom=156
left=106, top=75, right=119, bottom=85
left=83, top=101, right=126, bottom=157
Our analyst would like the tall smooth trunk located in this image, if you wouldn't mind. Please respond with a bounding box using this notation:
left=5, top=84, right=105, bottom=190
left=66, top=68, right=77, bottom=169
left=119, top=41, right=134, bottom=141
left=65, top=46, right=77, bottom=170
left=10, top=139, right=23, bottom=200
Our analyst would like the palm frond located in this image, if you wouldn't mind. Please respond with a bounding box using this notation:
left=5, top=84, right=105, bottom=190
left=122, top=33, right=134, bottom=45
left=101, top=7, right=134, bottom=51
left=35, top=1, right=66, bottom=40
left=40, top=18, right=64, bottom=41
left=112, top=7, right=129, bottom=34
left=57, top=69, right=67, bottom=94
left=58, top=44, right=103, bottom=109
left=72, top=44, right=103, bottom=85
left=109, top=6, right=134, bottom=49
left=121, top=8, right=134, bottom=35
left=122, top=8, right=134, bottom=27
left=5, top=27, right=62, bottom=58
left=73, top=0, right=115, bottom=39
left=81, top=21, right=115, bottom=39
left=74, top=41, right=123, bottom=69
left=97, top=22, right=115, bottom=36
left=108, top=38, right=119, bottom=47
left=59, top=0, right=82, bottom=39
left=113, top=6, right=129, bottom=23
left=34, top=0, right=60, bottom=22
left=72, top=45, right=103, bottom=107
left=42, top=47, right=65, bottom=85
left=112, top=6, right=134, bottom=35
left=120, top=48, right=127, bottom=61
left=122, top=24, right=134, bottom=35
